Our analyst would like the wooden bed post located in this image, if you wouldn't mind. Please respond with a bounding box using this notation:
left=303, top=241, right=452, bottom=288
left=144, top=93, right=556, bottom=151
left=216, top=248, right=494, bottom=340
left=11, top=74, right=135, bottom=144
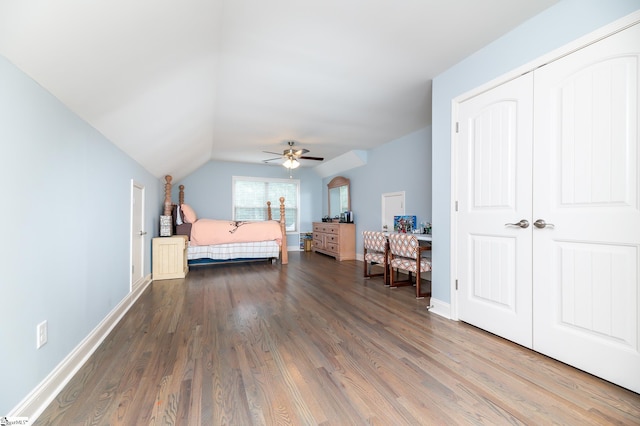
left=279, top=197, right=288, bottom=264
left=179, top=185, right=184, bottom=206
left=164, top=175, right=173, bottom=216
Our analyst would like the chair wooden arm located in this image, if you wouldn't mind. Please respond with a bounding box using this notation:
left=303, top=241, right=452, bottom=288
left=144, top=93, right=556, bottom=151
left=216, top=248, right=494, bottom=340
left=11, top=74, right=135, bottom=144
left=418, top=245, right=431, bottom=255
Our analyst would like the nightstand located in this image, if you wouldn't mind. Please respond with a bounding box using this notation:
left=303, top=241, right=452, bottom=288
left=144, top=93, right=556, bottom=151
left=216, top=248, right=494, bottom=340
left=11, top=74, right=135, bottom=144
left=152, top=235, right=188, bottom=280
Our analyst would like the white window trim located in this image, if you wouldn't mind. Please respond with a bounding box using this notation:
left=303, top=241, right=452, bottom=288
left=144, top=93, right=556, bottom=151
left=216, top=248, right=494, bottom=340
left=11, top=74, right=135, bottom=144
left=232, top=175, right=300, bottom=233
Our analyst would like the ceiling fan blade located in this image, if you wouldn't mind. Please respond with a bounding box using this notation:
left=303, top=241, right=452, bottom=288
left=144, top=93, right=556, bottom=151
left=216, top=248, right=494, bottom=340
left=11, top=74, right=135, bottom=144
left=293, top=148, right=309, bottom=156
left=262, top=150, right=284, bottom=156
left=262, top=157, right=283, bottom=162
left=299, top=156, right=324, bottom=161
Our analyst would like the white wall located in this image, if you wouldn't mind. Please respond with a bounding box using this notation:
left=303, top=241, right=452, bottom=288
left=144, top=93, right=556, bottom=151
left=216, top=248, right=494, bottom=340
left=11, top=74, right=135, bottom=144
left=0, top=55, right=162, bottom=415
left=431, top=0, right=640, bottom=304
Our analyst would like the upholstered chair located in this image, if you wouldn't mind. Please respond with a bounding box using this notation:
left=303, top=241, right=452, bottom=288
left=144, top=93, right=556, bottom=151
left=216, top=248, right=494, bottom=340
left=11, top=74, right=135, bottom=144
left=363, top=231, right=389, bottom=285
left=388, top=233, right=432, bottom=299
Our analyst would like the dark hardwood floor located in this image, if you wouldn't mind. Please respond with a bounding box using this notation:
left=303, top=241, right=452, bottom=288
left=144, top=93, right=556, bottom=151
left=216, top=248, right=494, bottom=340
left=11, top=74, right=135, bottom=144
left=35, top=251, right=640, bottom=425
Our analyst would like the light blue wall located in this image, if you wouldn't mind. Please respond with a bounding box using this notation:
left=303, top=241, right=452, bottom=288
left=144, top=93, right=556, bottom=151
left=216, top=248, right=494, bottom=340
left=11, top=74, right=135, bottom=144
left=177, top=127, right=432, bottom=256
left=174, top=160, right=323, bottom=240
left=0, top=55, right=162, bottom=414
left=432, top=0, right=640, bottom=304
left=323, top=126, right=432, bottom=255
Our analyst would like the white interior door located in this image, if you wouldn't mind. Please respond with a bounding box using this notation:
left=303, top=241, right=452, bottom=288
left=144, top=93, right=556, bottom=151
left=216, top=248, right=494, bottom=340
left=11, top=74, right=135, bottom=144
left=532, top=23, right=640, bottom=393
left=382, top=192, right=405, bottom=232
left=456, top=73, right=534, bottom=348
left=131, top=181, right=145, bottom=289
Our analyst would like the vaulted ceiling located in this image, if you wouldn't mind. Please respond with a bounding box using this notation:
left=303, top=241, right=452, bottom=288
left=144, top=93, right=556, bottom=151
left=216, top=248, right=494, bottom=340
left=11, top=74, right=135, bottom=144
left=0, top=0, right=558, bottom=180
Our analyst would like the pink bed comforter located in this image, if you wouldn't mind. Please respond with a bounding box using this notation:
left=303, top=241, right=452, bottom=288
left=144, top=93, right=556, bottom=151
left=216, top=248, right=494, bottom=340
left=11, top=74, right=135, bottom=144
left=189, top=219, right=283, bottom=247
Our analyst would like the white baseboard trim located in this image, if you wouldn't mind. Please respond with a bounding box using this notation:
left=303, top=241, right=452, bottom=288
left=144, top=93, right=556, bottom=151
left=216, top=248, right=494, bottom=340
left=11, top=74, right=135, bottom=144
left=9, top=274, right=153, bottom=421
left=428, top=297, right=451, bottom=319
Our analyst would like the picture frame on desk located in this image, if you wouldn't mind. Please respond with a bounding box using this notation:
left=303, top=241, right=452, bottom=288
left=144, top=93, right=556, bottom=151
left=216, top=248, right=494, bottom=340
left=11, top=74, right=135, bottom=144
left=394, top=215, right=417, bottom=233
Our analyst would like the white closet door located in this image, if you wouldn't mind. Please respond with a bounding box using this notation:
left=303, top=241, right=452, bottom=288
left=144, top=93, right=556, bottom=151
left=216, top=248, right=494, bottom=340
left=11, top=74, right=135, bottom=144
left=457, top=73, right=534, bottom=348
left=533, top=23, right=640, bottom=393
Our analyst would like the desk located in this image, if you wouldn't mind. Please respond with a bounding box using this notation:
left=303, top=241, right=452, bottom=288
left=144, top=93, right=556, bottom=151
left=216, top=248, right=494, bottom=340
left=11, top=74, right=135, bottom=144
left=385, top=232, right=432, bottom=242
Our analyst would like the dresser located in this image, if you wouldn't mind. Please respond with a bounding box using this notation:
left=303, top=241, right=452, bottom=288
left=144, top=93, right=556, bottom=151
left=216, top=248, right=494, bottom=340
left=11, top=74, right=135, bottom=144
left=312, top=222, right=356, bottom=261
left=152, top=235, right=189, bottom=280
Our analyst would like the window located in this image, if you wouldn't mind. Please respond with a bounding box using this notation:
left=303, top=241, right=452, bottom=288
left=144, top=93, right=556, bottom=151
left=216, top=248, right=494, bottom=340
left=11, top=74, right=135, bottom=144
left=232, top=176, right=299, bottom=232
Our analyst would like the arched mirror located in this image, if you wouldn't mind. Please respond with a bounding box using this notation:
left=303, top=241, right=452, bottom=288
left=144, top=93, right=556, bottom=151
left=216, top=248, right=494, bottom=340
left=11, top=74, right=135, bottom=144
left=328, top=176, right=350, bottom=219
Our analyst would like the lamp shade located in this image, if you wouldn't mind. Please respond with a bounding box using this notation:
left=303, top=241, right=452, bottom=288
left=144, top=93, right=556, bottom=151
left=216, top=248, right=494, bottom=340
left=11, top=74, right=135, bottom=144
left=283, top=158, right=300, bottom=169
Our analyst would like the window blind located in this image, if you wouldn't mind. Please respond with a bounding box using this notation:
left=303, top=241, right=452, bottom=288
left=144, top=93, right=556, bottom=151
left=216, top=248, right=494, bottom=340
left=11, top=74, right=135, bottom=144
left=232, top=177, right=299, bottom=232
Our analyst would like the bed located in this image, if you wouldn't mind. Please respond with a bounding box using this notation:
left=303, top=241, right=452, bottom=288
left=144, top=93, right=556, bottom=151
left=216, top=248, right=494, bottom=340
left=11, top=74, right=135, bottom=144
left=163, top=175, right=288, bottom=265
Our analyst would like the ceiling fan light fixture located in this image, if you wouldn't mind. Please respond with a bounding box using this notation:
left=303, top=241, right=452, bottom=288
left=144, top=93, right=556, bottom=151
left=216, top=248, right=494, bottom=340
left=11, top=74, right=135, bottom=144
left=283, top=158, right=300, bottom=169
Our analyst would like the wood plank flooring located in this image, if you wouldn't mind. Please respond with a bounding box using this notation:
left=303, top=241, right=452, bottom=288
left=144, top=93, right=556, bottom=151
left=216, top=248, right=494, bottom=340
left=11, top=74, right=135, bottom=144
left=35, top=252, right=640, bottom=425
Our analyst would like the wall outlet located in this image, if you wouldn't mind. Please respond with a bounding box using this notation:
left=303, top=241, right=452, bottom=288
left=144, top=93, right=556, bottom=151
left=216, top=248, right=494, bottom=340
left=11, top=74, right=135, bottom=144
left=37, top=320, right=48, bottom=349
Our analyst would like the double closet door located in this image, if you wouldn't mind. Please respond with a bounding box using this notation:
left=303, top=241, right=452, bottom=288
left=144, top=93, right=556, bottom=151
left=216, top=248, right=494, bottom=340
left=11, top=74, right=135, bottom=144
left=456, top=23, right=640, bottom=393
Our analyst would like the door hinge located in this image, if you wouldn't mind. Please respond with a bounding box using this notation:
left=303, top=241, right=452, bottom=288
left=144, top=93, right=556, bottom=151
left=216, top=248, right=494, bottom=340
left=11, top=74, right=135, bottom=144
left=455, top=201, right=458, bottom=211
left=132, top=265, right=135, bottom=274
left=455, top=279, right=458, bottom=290
left=456, top=122, right=459, bottom=133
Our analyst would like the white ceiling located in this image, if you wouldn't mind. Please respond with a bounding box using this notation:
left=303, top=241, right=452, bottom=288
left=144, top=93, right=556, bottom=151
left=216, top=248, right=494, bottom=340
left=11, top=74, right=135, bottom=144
left=0, top=0, right=558, bottom=180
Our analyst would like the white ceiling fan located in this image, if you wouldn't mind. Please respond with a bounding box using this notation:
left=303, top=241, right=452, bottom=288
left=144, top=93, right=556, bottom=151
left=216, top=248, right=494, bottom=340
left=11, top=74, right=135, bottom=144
left=262, top=141, right=324, bottom=170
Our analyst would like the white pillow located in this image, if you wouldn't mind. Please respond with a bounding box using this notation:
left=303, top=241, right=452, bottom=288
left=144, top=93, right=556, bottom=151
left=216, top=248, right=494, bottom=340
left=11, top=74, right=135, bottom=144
left=175, top=205, right=183, bottom=225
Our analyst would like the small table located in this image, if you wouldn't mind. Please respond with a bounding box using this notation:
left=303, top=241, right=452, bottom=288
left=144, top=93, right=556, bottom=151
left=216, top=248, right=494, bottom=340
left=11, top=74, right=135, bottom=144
left=385, top=232, right=432, bottom=242
left=152, top=235, right=189, bottom=280
left=414, top=234, right=432, bottom=242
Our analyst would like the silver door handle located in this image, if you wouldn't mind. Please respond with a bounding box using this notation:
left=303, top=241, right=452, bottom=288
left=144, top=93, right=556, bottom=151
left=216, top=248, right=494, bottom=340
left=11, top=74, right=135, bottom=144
left=533, top=219, right=554, bottom=229
left=505, top=219, right=529, bottom=228
left=139, top=231, right=147, bottom=236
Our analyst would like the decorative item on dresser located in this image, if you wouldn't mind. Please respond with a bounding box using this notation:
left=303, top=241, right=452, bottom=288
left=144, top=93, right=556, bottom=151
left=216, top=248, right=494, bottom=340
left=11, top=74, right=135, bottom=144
left=327, top=175, right=351, bottom=220
left=162, top=175, right=288, bottom=266
left=312, top=221, right=356, bottom=261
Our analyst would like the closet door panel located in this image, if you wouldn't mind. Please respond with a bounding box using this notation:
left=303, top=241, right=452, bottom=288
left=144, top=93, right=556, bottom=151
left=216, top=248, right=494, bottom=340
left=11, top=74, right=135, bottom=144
left=457, top=73, right=534, bottom=348
left=533, top=23, right=640, bottom=394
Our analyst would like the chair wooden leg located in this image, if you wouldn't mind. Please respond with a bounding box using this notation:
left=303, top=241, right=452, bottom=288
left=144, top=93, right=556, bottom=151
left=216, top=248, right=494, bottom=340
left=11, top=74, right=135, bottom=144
left=363, top=251, right=369, bottom=278
left=415, top=273, right=432, bottom=300
left=384, top=262, right=389, bottom=286
left=364, top=250, right=386, bottom=282
left=390, top=268, right=412, bottom=288
left=365, top=262, right=385, bottom=280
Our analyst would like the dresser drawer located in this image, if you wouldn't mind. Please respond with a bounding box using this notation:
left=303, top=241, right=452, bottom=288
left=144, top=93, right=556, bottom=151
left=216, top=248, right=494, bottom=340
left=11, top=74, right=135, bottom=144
left=325, top=233, right=339, bottom=244
left=313, top=223, right=339, bottom=234
left=325, top=242, right=339, bottom=253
